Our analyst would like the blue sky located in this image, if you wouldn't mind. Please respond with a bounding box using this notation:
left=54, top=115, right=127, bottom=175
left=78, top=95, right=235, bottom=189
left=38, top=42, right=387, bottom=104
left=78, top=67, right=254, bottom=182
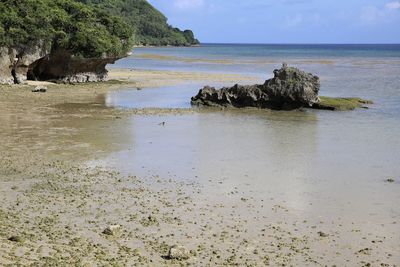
left=148, top=0, right=400, bottom=44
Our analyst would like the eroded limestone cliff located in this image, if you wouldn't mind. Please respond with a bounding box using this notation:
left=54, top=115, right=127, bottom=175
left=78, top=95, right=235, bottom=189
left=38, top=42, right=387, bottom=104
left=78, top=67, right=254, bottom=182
left=0, top=45, right=121, bottom=84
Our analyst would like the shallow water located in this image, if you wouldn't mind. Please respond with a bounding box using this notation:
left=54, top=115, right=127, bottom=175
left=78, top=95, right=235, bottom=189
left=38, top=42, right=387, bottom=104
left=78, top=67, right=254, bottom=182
left=96, top=107, right=400, bottom=220
left=113, top=44, right=400, bottom=78
left=101, top=45, right=400, bottom=246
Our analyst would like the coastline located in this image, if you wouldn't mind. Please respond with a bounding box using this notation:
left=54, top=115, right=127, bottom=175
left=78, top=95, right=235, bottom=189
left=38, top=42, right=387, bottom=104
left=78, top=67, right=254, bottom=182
left=0, top=69, right=399, bottom=266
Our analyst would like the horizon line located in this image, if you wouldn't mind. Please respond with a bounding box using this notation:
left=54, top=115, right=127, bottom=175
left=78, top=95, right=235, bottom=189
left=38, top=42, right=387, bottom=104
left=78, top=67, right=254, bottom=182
left=199, top=42, right=400, bottom=45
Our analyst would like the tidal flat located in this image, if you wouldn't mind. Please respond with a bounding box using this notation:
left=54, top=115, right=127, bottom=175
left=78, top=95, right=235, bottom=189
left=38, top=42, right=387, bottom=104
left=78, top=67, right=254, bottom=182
left=0, top=68, right=399, bottom=266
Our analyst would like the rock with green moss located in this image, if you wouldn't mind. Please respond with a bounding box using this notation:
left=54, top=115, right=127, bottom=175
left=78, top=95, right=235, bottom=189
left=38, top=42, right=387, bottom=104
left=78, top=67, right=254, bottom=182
left=192, top=64, right=320, bottom=110
left=192, top=64, right=372, bottom=111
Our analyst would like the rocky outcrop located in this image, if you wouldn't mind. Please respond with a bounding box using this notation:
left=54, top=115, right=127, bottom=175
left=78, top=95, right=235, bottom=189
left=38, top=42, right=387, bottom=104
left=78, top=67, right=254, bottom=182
left=0, top=46, right=120, bottom=84
left=28, top=49, right=120, bottom=83
left=0, top=45, right=48, bottom=84
left=191, top=64, right=321, bottom=110
left=0, top=47, right=14, bottom=84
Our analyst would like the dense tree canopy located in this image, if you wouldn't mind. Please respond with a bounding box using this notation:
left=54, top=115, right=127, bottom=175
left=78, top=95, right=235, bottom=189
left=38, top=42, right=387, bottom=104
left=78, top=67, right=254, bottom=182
left=0, top=0, right=199, bottom=59
left=0, top=0, right=134, bottom=58
left=78, top=0, right=200, bottom=46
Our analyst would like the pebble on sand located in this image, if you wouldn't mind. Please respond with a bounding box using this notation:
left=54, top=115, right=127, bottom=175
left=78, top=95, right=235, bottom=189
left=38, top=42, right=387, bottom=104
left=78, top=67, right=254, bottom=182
left=8, top=236, right=23, bottom=243
left=102, top=225, right=121, bottom=236
left=168, top=245, right=191, bottom=260
left=32, top=86, right=47, bottom=93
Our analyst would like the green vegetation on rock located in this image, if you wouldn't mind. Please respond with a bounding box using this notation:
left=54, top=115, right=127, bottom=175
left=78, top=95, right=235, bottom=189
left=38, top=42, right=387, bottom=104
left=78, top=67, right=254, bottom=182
left=78, top=0, right=200, bottom=46
left=0, top=0, right=133, bottom=58
left=317, top=97, right=373, bottom=111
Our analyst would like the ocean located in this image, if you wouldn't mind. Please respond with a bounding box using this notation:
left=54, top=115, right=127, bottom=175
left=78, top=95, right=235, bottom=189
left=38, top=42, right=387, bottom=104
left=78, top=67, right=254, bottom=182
left=100, top=44, right=400, bottom=240
left=112, top=44, right=400, bottom=116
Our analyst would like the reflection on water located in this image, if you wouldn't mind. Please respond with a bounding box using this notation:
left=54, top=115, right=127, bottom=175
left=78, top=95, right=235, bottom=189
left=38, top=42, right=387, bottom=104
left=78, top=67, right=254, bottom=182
left=93, top=107, right=400, bottom=222
left=105, top=84, right=201, bottom=109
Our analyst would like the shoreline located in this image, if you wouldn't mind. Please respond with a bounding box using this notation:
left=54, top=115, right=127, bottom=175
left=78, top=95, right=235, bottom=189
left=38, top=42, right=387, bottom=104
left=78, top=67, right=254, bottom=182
left=0, top=69, right=399, bottom=266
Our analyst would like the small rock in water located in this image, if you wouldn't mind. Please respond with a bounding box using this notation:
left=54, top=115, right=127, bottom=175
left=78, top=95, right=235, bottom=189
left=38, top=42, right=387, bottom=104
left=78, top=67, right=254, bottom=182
left=168, top=245, right=190, bottom=260
left=32, top=86, right=47, bottom=93
left=102, top=225, right=121, bottom=236
left=8, top=236, right=23, bottom=243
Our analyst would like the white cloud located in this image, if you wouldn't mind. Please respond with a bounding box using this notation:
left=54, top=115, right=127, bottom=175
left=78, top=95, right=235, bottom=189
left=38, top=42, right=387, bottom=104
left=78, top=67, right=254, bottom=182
left=360, top=3, right=399, bottom=25
left=173, top=0, right=204, bottom=10
left=283, top=14, right=303, bottom=28
left=385, top=1, right=400, bottom=9
left=360, top=6, right=384, bottom=23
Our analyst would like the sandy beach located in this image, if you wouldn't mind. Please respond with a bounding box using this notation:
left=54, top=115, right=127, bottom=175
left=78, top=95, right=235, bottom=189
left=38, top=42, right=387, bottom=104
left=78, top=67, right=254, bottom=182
left=0, top=68, right=399, bottom=266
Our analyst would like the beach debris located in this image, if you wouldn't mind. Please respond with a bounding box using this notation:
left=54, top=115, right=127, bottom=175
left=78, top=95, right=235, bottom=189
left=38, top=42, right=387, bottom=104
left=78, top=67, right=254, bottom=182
left=356, top=248, right=372, bottom=255
left=31, top=86, right=47, bottom=93
left=102, top=224, right=121, bottom=236
left=167, top=245, right=191, bottom=260
left=8, top=235, right=23, bottom=243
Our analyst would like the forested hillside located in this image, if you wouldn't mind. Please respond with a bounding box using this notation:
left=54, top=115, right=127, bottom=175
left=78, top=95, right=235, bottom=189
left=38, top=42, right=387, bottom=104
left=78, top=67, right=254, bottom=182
left=0, top=0, right=133, bottom=58
left=0, top=0, right=199, bottom=55
left=78, top=0, right=200, bottom=46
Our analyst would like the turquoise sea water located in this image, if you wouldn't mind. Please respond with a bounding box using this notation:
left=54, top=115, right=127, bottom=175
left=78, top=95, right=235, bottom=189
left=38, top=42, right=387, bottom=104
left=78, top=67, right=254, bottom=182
left=112, top=44, right=400, bottom=117
left=114, top=44, right=400, bottom=75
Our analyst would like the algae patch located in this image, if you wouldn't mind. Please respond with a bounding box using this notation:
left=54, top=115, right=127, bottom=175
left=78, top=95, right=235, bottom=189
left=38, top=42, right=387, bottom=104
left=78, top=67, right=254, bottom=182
left=315, top=97, right=373, bottom=111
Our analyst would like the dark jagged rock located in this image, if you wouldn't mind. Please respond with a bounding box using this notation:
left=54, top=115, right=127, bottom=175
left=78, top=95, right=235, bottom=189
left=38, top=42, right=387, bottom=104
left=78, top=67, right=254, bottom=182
left=191, top=64, right=321, bottom=110
left=191, top=85, right=270, bottom=108
left=263, top=63, right=320, bottom=107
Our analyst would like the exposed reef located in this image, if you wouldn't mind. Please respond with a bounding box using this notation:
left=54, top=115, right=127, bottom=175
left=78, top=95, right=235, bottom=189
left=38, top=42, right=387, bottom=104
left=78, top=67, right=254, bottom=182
left=191, top=64, right=372, bottom=111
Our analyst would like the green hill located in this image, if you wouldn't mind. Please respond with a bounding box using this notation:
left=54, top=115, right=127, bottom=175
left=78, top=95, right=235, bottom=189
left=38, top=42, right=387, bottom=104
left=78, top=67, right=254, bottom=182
left=79, top=0, right=200, bottom=46
left=0, top=0, right=133, bottom=58
left=0, top=0, right=199, bottom=58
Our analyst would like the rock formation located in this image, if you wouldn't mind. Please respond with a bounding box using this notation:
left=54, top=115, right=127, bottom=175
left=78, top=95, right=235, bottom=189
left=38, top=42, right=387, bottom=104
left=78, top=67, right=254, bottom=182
left=27, top=49, right=119, bottom=83
left=191, top=64, right=321, bottom=110
left=0, top=45, right=120, bottom=84
left=0, top=45, right=48, bottom=84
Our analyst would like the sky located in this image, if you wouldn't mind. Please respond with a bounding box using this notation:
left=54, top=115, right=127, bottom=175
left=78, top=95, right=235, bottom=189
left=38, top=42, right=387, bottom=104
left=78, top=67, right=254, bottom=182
left=148, top=0, right=400, bottom=44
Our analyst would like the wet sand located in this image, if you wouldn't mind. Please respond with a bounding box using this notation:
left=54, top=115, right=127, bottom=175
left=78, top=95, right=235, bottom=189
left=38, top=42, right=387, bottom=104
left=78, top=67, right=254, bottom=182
left=0, top=69, right=399, bottom=266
